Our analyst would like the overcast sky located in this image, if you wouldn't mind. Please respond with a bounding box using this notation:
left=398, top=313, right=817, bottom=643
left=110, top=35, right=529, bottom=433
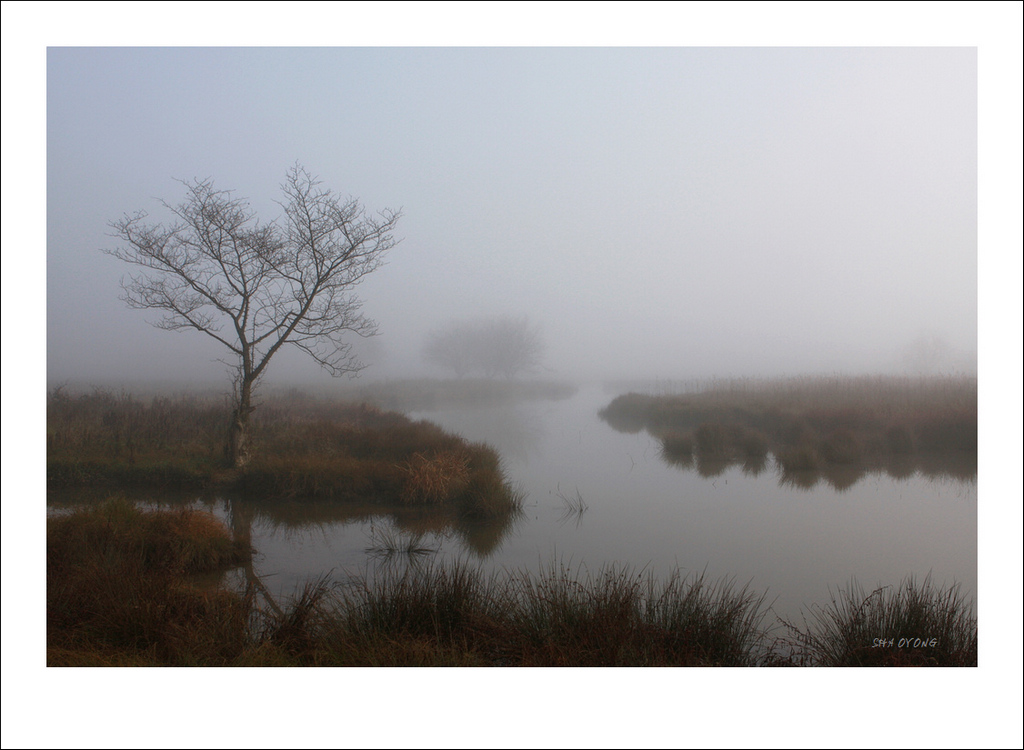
left=41, top=39, right=985, bottom=387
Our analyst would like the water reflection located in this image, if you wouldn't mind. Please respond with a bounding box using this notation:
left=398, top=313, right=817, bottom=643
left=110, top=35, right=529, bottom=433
left=408, top=404, right=548, bottom=466
left=555, top=485, right=589, bottom=529
left=606, top=419, right=976, bottom=492
left=46, top=385, right=976, bottom=628
left=49, top=487, right=526, bottom=561
left=696, top=455, right=732, bottom=479
left=364, top=521, right=444, bottom=564
left=777, top=468, right=823, bottom=491
left=225, top=493, right=525, bottom=559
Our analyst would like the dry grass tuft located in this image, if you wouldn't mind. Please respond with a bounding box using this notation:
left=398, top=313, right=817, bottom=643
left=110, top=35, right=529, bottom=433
left=399, top=450, right=471, bottom=504
left=782, top=575, right=977, bottom=667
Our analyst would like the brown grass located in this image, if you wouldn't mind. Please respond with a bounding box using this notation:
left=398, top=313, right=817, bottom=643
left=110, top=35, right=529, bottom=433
left=399, top=450, right=472, bottom=503
left=48, top=502, right=976, bottom=667
left=47, top=388, right=522, bottom=516
left=47, top=498, right=252, bottom=664
left=600, top=375, right=976, bottom=486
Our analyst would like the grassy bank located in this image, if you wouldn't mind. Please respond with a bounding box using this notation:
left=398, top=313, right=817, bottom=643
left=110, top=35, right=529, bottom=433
left=47, top=387, right=521, bottom=517
left=599, top=375, right=976, bottom=484
left=47, top=500, right=976, bottom=667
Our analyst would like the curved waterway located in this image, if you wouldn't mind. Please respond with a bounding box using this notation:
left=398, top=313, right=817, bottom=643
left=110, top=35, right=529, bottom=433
left=49, top=384, right=977, bottom=625
left=405, top=384, right=977, bottom=622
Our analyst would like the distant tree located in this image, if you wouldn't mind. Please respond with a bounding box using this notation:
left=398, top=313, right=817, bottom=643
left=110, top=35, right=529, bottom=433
left=477, top=316, right=545, bottom=379
left=422, top=322, right=477, bottom=378
left=105, top=164, right=401, bottom=467
left=422, top=315, right=544, bottom=379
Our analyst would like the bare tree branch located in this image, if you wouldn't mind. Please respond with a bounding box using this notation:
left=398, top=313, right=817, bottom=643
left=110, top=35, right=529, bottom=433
left=103, top=163, right=402, bottom=465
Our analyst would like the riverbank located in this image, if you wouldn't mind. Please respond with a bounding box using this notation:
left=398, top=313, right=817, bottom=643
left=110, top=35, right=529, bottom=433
left=599, top=375, right=976, bottom=485
left=48, top=500, right=977, bottom=667
left=47, top=387, right=524, bottom=517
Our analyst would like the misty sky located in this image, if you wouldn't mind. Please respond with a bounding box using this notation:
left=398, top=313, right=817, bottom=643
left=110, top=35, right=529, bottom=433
left=43, top=43, right=981, bottom=386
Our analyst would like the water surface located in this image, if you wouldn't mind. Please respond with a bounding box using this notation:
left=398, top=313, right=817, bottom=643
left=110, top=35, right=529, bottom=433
left=49, top=384, right=977, bottom=624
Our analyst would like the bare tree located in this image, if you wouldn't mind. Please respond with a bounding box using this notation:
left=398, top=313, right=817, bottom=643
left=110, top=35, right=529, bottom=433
left=105, top=164, right=401, bottom=466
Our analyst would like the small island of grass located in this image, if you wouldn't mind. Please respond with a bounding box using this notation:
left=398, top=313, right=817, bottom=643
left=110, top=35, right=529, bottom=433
left=47, top=386, right=523, bottom=518
left=599, top=374, right=976, bottom=486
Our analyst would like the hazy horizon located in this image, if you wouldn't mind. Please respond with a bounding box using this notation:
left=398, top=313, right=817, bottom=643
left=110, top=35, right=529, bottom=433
left=45, top=45, right=979, bottom=392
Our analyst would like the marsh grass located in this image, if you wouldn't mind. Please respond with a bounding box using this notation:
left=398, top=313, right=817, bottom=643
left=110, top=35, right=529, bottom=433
left=555, top=484, right=588, bottom=517
left=775, top=445, right=821, bottom=474
left=48, top=500, right=976, bottom=667
left=365, top=523, right=441, bottom=559
left=47, top=388, right=522, bottom=516
left=399, top=450, right=471, bottom=504
left=47, top=495, right=246, bottom=576
left=323, top=560, right=774, bottom=666
left=48, top=502, right=775, bottom=666
left=783, top=575, right=977, bottom=666
left=336, top=559, right=501, bottom=644
left=639, top=569, right=772, bottom=667
left=506, top=563, right=771, bottom=666
left=47, top=497, right=251, bottom=664
left=600, top=375, right=976, bottom=486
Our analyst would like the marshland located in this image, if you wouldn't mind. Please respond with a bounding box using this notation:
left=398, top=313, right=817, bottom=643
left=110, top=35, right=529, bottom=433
left=46, top=375, right=977, bottom=667
left=599, top=374, right=977, bottom=486
left=47, top=498, right=976, bottom=667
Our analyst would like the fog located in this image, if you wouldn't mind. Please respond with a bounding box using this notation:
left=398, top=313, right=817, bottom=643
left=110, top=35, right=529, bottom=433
left=43, top=44, right=980, bottom=390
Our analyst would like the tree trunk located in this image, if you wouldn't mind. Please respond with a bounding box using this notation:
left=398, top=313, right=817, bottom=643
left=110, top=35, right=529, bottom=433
left=227, top=377, right=255, bottom=468
left=228, top=498, right=283, bottom=617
